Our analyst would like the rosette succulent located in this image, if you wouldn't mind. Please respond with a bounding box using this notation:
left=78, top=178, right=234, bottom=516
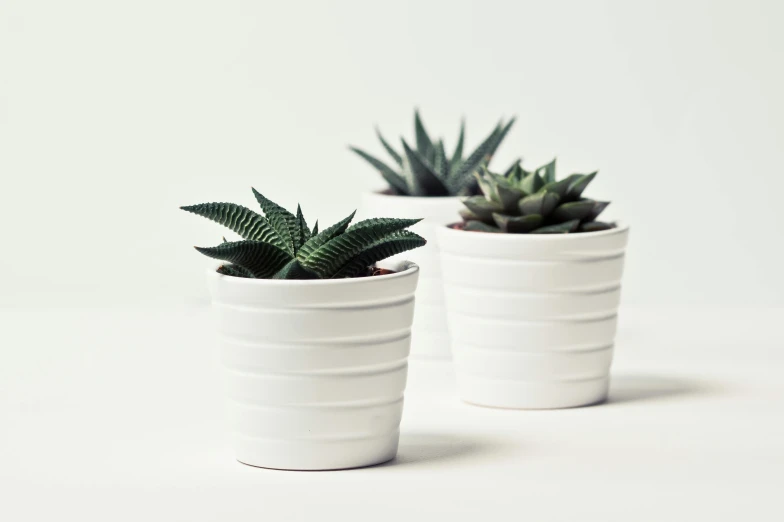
left=459, top=159, right=615, bottom=234
left=182, top=189, right=426, bottom=279
left=350, top=110, right=515, bottom=197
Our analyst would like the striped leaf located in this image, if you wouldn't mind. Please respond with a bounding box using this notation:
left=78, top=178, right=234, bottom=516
left=447, top=121, right=511, bottom=195
left=376, top=127, right=403, bottom=166
left=402, top=139, right=449, bottom=196
left=252, top=188, right=299, bottom=255
left=332, top=230, right=426, bottom=278
left=195, top=240, right=292, bottom=278
left=349, top=147, right=409, bottom=195
left=216, top=264, right=254, bottom=278
left=295, top=204, right=310, bottom=252
left=296, top=210, right=356, bottom=262
left=180, top=202, right=285, bottom=249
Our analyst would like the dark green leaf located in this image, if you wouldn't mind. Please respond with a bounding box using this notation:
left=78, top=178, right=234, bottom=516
left=519, top=170, right=545, bottom=195
left=538, top=174, right=581, bottom=199
left=450, top=119, right=465, bottom=168
left=216, top=264, right=254, bottom=278
left=579, top=221, right=615, bottom=233
left=531, top=219, right=581, bottom=234
left=402, top=139, right=450, bottom=196
left=195, top=240, right=292, bottom=278
left=349, top=146, right=409, bottom=195
left=271, top=258, right=320, bottom=279
left=433, top=140, right=448, bottom=179
left=294, top=204, right=310, bottom=252
left=551, top=200, right=596, bottom=223
left=414, top=110, right=434, bottom=161
left=492, top=213, right=543, bottom=233
left=459, top=208, right=480, bottom=221
left=463, top=221, right=501, bottom=233
left=311, top=220, right=319, bottom=236
left=448, top=123, right=508, bottom=195
left=297, top=210, right=356, bottom=261
left=332, top=230, right=426, bottom=278
left=519, top=191, right=560, bottom=217
left=535, top=158, right=557, bottom=184
left=461, top=196, right=504, bottom=223
left=587, top=200, right=611, bottom=221
left=376, top=128, right=403, bottom=166
left=566, top=172, right=597, bottom=201
left=252, top=188, right=299, bottom=255
left=180, top=202, right=285, bottom=249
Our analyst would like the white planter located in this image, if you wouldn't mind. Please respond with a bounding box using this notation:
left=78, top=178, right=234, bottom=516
left=360, top=192, right=462, bottom=359
left=206, top=261, right=419, bottom=470
left=437, top=225, right=630, bottom=409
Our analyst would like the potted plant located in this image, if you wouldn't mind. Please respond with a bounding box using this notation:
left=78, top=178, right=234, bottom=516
left=182, top=188, right=426, bottom=470
left=436, top=160, right=630, bottom=409
left=350, top=110, right=514, bottom=358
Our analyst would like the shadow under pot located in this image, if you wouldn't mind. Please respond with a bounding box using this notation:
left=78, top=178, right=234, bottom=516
left=436, top=224, right=630, bottom=409
left=207, top=261, right=420, bottom=470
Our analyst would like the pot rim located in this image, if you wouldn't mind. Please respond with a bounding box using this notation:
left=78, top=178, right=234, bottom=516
left=438, top=221, right=629, bottom=240
left=206, top=260, right=419, bottom=286
left=363, top=190, right=460, bottom=203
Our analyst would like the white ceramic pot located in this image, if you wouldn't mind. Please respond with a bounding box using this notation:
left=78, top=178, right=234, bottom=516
left=437, top=225, right=630, bottom=409
left=360, top=192, right=462, bottom=359
left=207, top=261, right=419, bottom=470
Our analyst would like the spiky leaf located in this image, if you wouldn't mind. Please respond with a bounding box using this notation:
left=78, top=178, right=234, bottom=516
left=299, top=218, right=421, bottom=277
left=195, top=240, right=291, bottom=278
left=402, top=140, right=449, bottom=196
left=450, top=119, right=465, bottom=168
left=295, top=204, right=310, bottom=252
left=566, top=172, right=597, bottom=201
left=447, top=119, right=514, bottom=195
left=272, top=258, right=319, bottom=279
left=550, top=200, right=596, bottom=223
left=311, top=220, right=319, bottom=236
left=531, top=219, right=581, bottom=234
left=538, top=174, right=581, bottom=199
left=519, top=170, right=545, bottom=195
left=492, top=213, right=543, bottom=233
left=376, top=128, right=403, bottom=166
left=519, top=191, right=560, bottom=217
left=216, top=264, right=254, bottom=278
left=332, top=230, right=426, bottom=278
left=297, top=211, right=356, bottom=262
left=252, top=188, right=299, bottom=254
left=462, top=196, right=504, bottom=223
left=463, top=221, right=501, bottom=232
left=433, top=140, right=448, bottom=179
left=180, top=203, right=284, bottom=248
left=414, top=110, right=434, bottom=162
left=587, top=201, right=611, bottom=221
left=349, top=147, right=409, bottom=195
left=536, top=158, right=557, bottom=184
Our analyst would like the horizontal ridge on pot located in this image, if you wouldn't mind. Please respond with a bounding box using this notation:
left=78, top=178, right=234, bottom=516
left=437, top=224, right=629, bottom=409
left=208, top=261, right=419, bottom=470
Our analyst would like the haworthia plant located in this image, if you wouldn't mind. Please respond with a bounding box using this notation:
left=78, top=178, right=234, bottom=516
left=459, top=159, right=615, bottom=234
left=182, top=189, right=426, bottom=279
left=350, top=110, right=515, bottom=197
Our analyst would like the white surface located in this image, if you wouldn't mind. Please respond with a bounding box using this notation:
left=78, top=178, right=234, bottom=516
left=208, top=263, right=418, bottom=470
left=2, top=304, right=783, bottom=521
left=360, top=193, right=462, bottom=358
left=2, top=0, right=784, bottom=308
left=439, top=225, right=629, bottom=408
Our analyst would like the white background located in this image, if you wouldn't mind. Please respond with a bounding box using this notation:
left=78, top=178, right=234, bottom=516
left=1, top=0, right=783, bottom=307
left=2, top=2, right=784, bottom=521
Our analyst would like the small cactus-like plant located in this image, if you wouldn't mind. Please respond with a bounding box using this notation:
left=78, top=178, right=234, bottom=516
left=459, top=159, right=615, bottom=234
left=182, top=189, right=426, bottom=279
left=350, top=110, right=515, bottom=197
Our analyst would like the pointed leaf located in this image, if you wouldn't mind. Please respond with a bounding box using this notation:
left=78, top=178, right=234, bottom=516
left=550, top=200, right=596, bottom=223
left=311, top=220, right=319, bottom=236
left=252, top=188, right=298, bottom=255
left=461, top=196, right=504, bottom=224
left=401, top=139, right=449, bottom=196
left=450, top=119, right=465, bottom=168
left=519, top=170, right=545, bottom=195
left=294, top=204, right=310, bottom=252
left=463, top=221, right=501, bottom=233
left=459, top=208, right=480, bottom=221
left=376, top=128, right=403, bottom=166
left=492, top=213, right=543, bottom=233
left=414, top=110, right=434, bottom=161
left=531, top=219, right=580, bottom=234
left=433, top=140, right=448, bottom=179
left=216, top=263, right=254, bottom=278
left=297, top=211, right=356, bottom=261
left=579, top=221, right=615, bottom=233
left=195, top=240, right=292, bottom=278
left=566, top=172, right=597, bottom=201
left=538, top=174, right=581, bottom=199
left=587, top=201, right=611, bottom=221
left=180, top=202, right=285, bottom=248
left=535, top=158, right=557, bottom=184
left=447, top=121, right=512, bottom=195
left=519, top=191, right=560, bottom=217
left=349, top=146, right=409, bottom=195
left=271, top=258, right=320, bottom=279
left=486, top=117, right=516, bottom=159
left=332, top=230, right=426, bottom=278
left=503, top=159, right=522, bottom=178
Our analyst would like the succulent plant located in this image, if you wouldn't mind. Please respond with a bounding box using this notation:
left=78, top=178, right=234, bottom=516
left=182, top=189, right=426, bottom=279
left=459, top=159, right=615, bottom=234
left=350, top=110, right=515, bottom=197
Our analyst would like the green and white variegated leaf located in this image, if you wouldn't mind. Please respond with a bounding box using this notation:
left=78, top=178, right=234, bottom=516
left=401, top=139, right=450, bottom=196
left=252, top=188, right=299, bottom=255
left=296, top=210, right=356, bottom=262
left=531, top=219, right=581, bottom=234
left=349, top=146, right=409, bottom=195
left=332, top=230, right=426, bottom=278
left=299, top=218, right=421, bottom=278
left=414, top=110, right=435, bottom=164
left=195, top=240, right=292, bottom=278
left=216, top=263, right=254, bottom=278
left=180, top=202, right=285, bottom=249
left=550, top=200, right=596, bottom=223
left=376, top=127, right=403, bottom=166
left=450, top=119, right=465, bottom=170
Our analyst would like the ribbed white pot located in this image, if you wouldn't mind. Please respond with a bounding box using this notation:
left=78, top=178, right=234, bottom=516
left=437, top=225, right=630, bottom=409
left=206, top=261, right=420, bottom=470
left=360, top=192, right=462, bottom=359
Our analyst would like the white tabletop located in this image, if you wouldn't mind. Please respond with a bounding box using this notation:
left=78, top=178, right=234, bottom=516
left=2, top=304, right=782, bottom=521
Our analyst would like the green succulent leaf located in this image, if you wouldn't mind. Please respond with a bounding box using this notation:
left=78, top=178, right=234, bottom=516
left=376, top=128, right=403, bottom=167
left=550, top=200, right=596, bottom=223
left=519, top=191, right=560, bottom=217
left=297, top=210, right=356, bottom=262
left=414, top=110, right=434, bottom=160
left=402, top=139, right=450, bottom=196
left=311, top=220, right=319, bottom=236
left=492, top=213, right=543, bottom=233
left=566, top=172, right=597, bottom=201
left=587, top=200, right=611, bottom=221
left=252, top=188, right=300, bottom=255
left=535, top=158, right=557, bottom=184
left=462, top=195, right=504, bottom=223
left=459, top=208, right=480, bottom=221
left=519, top=170, right=545, bottom=195
left=349, top=147, right=409, bottom=195
left=195, top=240, right=292, bottom=278
left=299, top=218, right=422, bottom=277
left=450, top=119, right=465, bottom=168
left=433, top=140, right=448, bottom=179
left=531, top=219, right=581, bottom=234
left=272, top=258, right=320, bottom=279
left=295, top=204, right=310, bottom=252
left=579, top=221, right=615, bottom=232
left=332, top=230, right=426, bottom=278
left=448, top=122, right=510, bottom=195
left=538, top=174, right=581, bottom=199
left=180, top=202, right=285, bottom=249
left=216, top=263, right=254, bottom=278
left=463, top=221, right=501, bottom=233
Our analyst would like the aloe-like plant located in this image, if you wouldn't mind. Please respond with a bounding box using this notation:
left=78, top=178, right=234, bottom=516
left=350, top=110, right=515, bottom=197
left=182, top=189, right=426, bottom=279
left=459, top=159, right=615, bottom=234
